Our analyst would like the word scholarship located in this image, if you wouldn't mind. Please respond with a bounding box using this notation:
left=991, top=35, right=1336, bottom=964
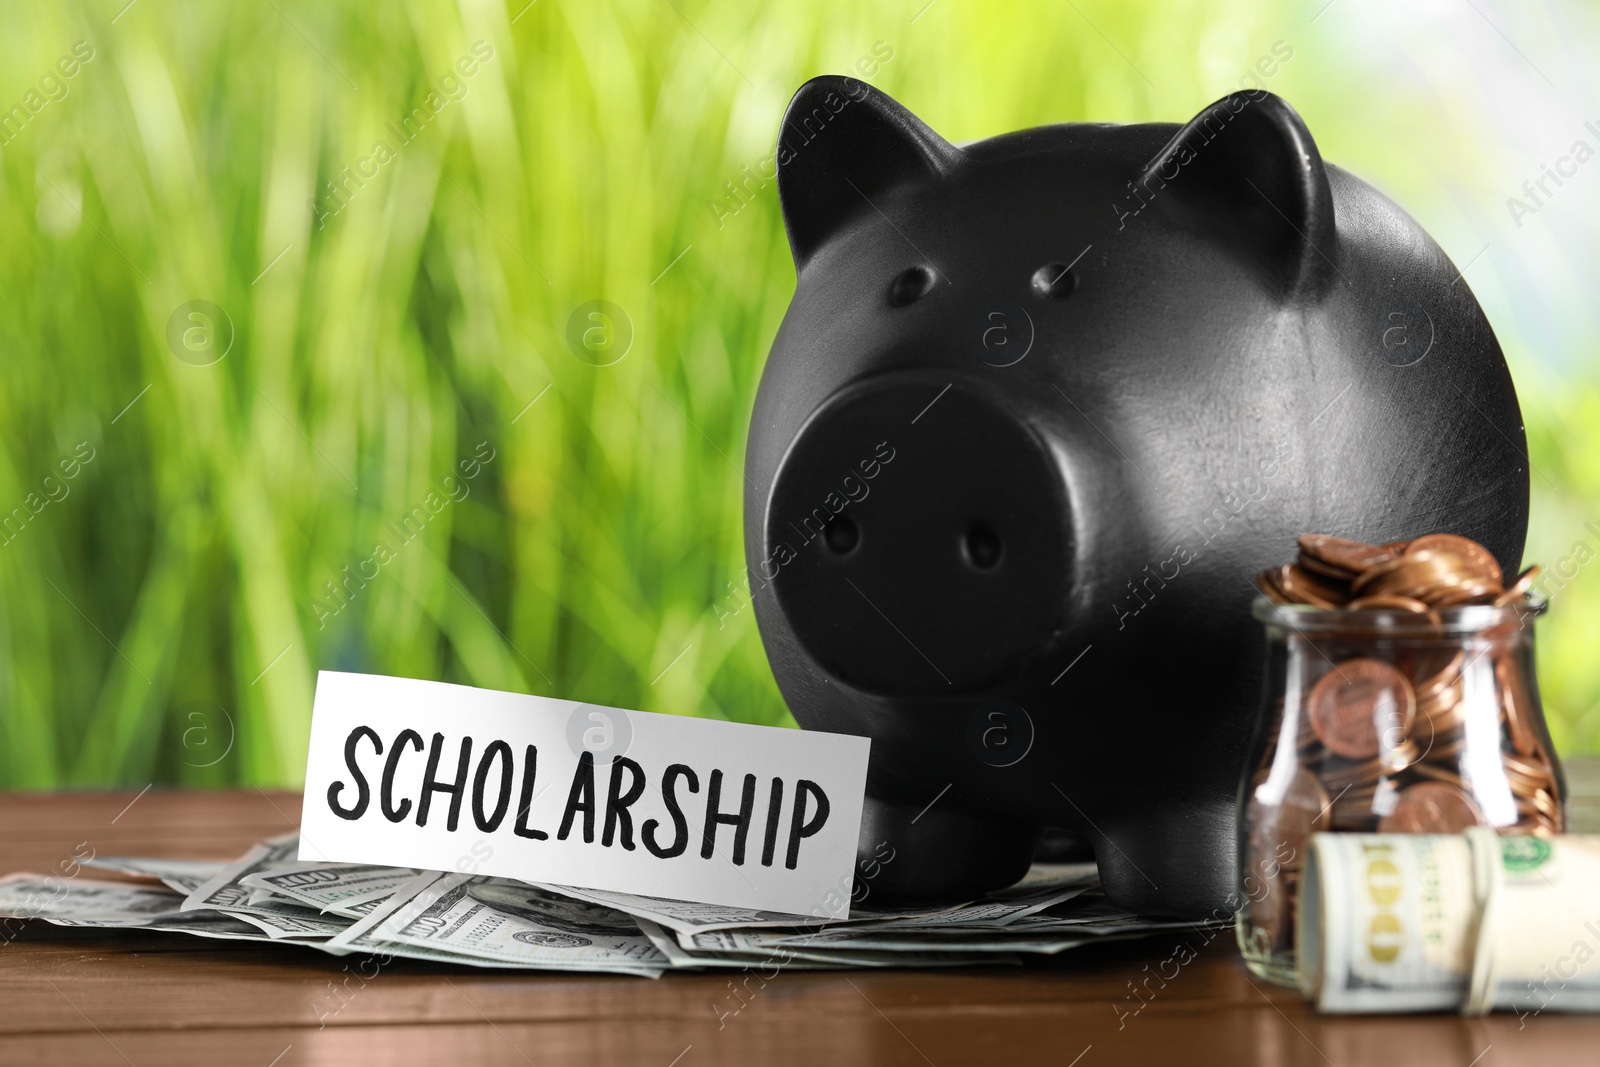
left=322, top=726, right=835, bottom=871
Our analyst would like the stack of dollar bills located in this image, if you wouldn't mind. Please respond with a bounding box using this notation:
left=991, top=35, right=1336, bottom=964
left=0, top=834, right=1216, bottom=977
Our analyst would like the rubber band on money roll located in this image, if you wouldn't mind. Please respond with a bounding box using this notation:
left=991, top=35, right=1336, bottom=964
left=1462, top=827, right=1504, bottom=1016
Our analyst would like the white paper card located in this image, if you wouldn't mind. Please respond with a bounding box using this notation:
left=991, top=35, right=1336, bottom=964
left=299, top=671, right=871, bottom=918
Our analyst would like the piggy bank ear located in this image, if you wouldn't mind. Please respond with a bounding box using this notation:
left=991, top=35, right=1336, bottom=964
left=776, top=76, right=958, bottom=269
left=1137, top=93, right=1336, bottom=301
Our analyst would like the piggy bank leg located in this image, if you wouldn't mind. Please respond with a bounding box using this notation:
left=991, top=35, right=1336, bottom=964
left=851, top=793, right=1038, bottom=905
left=1092, top=805, right=1237, bottom=920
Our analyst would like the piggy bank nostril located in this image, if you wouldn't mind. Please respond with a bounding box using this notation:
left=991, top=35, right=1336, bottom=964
left=1031, top=263, right=1078, bottom=300
left=823, top=515, right=860, bottom=556
left=888, top=266, right=936, bottom=307
left=963, top=525, right=1003, bottom=570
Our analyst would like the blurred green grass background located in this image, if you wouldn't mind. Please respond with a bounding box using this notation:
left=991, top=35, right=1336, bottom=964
left=1, top=0, right=1597, bottom=787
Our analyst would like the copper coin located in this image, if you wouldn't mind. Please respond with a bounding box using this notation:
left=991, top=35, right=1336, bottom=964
left=1255, top=567, right=1290, bottom=605
left=1509, top=816, right=1557, bottom=839
left=1493, top=565, right=1540, bottom=608
left=1297, top=534, right=1396, bottom=577
left=1379, top=781, right=1488, bottom=833
left=1414, top=649, right=1466, bottom=703
left=1418, top=672, right=1465, bottom=719
left=1279, top=564, right=1348, bottom=608
left=1308, top=658, right=1416, bottom=760
left=1381, top=736, right=1420, bottom=773
left=1430, top=583, right=1500, bottom=608
left=1516, top=789, right=1559, bottom=819
left=1405, top=534, right=1503, bottom=588
left=1247, top=767, right=1330, bottom=865
left=1346, top=595, right=1430, bottom=613
left=1382, top=539, right=1413, bottom=554
left=1422, top=703, right=1466, bottom=739
left=1243, top=767, right=1323, bottom=945
left=1363, top=555, right=1464, bottom=600
left=1411, top=760, right=1466, bottom=787
left=1400, top=707, right=1441, bottom=759
left=1319, top=756, right=1389, bottom=790
left=1350, top=550, right=1452, bottom=597
left=1503, top=752, right=1556, bottom=788
left=1298, top=552, right=1362, bottom=583
left=1423, top=733, right=1468, bottom=762
left=1327, top=787, right=1382, bottom=832
left=1496, top=656, right=1539, bottom=757
left=1244, top=851, right=1297, bottom=953
left=1420, top=681, right=1465, bottom=718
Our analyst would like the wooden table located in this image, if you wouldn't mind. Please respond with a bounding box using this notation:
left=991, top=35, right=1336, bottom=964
left=5, top=767, right=1599, bottom=1066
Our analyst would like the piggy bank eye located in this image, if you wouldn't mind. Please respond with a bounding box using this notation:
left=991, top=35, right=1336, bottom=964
left=888, top=265, right=936, bottom=307
left=1030, top=263, right=1078, bottom=300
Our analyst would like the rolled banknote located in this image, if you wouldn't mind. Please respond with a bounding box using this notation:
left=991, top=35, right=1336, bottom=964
left=1299, top=830, right=1600, bottom=1015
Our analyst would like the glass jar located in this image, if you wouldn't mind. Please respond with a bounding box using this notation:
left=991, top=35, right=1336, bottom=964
left=1236, top=596, right=1564, bottom=986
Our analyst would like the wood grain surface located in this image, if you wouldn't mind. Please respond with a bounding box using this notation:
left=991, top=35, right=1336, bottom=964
left=3, top=762, right=1598, bottom=1066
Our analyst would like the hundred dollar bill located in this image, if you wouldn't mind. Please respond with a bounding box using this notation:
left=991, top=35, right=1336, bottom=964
left=1006, top=898, right=1216, bottom=938
left=44, top=911, right=280, bottom=941
left=683, top=919, right=1157, bottom=956
left=985, top=863, right=1100, bottom=895
left=317, top=872, right=644, bottom=972
left=335, top=889, right=404, bottom=917
left=81, top=856, right=226, bottom=895
left=0, top=874, right=306, bottom=942
left=181, top=832, right=301, bottom=912
left=0, top=873, right=190, bottom=920
left=836, top=883, right=1094, bottom=933
left=535, top=882, right=969, bottom=936
left=535, top=862, right=1096, bottom=937
left=321, top=870, right=445, bottom=957
left=678, top=928, right=1020, bottom=967
left=632, top=918, right=840, bottom=971
left=219, top=907, right=347, bottom=939
left=372, top=875, right=668, bottom=976
left=240, top=863, right=418, bottom=918
left=180, top=832, right=349, bottom=938
left=321, top=870, right=555, bottom=968
left=15, top=840, right=1205, bottom=974
left=1300, top=831, right=1600, bottom=1014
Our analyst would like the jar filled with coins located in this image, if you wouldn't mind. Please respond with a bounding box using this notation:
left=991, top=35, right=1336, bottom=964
left=1236, top=533, right=1564, bottom=987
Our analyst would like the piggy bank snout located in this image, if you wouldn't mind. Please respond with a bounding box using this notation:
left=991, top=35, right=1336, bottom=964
left=761, top=376, right=1073, bottom=697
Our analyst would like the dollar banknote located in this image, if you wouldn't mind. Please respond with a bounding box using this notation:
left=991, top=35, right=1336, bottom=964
left=240, top=863, right=418, bottom=918
left=825, top=881, right=1095, bottom=933
left=1300, top=830, right=1600, bottom=1014
left=0, top=874, right=311, bottom=942
left=1, top=873, right=195, bottom=921
left=81, top=856, right=225, bottom=895
left=312, top=871, right=642, bottom=973
left=10, top=835, right=1222, bottom=974
left=535, top=862, right=1103, bottom=939
left=684, top=925, right=1067, bottom=956
left=632, top=918, right=841, bottom=970
left=44, top=911, right=281, bottom=941
left=180, top=833, right=300, bottom=912
left=180, top=833, right=348, bottom=938
left=320, top=870, right=531, bottom=967
left=534, top=882, right=973, bottom=936
left=371, top=875, right=669, bottom=976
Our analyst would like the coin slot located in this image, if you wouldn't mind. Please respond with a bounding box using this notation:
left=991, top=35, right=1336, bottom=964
left=962, top=525, right=1003, bottom=570
left=822, top=515, right=860, bottom=556
left=888, top=265, right=936, bottom=307
left=1030, top=263, right=1078, bottom=300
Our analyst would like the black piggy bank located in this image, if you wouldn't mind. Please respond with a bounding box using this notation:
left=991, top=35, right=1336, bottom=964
left=742, top=77, right=1528, bottom=918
